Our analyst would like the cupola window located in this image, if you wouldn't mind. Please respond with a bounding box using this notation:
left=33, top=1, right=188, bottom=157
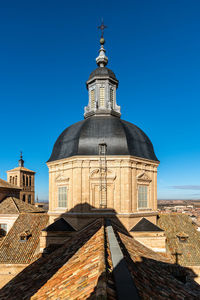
left=100, top=87, right=105, bottom=107
left=58, top=186, right=67, bottom=208
left=138, top=185, right=148, bottom=209
left=90, top=89, right=95, bottom=109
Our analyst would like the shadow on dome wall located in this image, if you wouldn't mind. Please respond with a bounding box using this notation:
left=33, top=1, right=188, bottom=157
left=0, top=203, right=199, bottom=299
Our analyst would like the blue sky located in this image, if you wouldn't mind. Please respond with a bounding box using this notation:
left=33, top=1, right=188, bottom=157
left=0, top=0, right=199, bottom=200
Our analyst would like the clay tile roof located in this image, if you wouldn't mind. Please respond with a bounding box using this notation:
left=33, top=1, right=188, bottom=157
left=44, top=217, right=76, bottom=232
left=0, top=178, right=21, bottom=190
left=1, top=218, right=200, bottom=299
left=0, top=219, right=104, bottom=300
left=130, top=217, right=164, bottom=232
left=0, top=213, right=48, bottom=264
left=158, top=214, right=200, bottom=266
left=114, top=225, right=200, bottom=299
left=7, top=166, right=35, bottom=173
left=0, top=197, right=45, bottom=214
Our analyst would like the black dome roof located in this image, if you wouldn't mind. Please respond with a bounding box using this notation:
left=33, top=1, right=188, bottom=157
left=88, top=67, right=118, bottom=81
left=48, top=116, right=158, bottom=162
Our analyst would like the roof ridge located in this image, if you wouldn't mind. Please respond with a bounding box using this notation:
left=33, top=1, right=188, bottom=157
left=12, top=197, right=20, bottom=213
left=11, top=197, right=20, bottom=213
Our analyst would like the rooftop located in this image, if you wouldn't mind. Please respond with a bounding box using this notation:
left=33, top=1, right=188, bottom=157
left=7, top=166, right=35, bottom=173
left=158, top=214, right=200, bottom=266
left=0, top=178, right=20, bottom=190
left=130, top=217, right=164, bottom=232
left=0, top=213, right=48, bottom=264
left=0, top=218, right=200, bottom=299
left=44, top=218, right=76, bottom=232
left=0, top=197, right=45, bottom=214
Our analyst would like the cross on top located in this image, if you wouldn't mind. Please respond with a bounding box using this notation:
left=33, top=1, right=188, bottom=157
left=98, top=19, right=107, bottom=37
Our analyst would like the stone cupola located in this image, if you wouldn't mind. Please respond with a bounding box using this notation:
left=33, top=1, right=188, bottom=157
left=84, top=36, right=121, bottom=119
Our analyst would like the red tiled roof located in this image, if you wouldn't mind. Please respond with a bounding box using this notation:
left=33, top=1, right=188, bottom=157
left=0, top=178, right=20, bottom=190
left=0, top=218, right=200, bottom=299
left=0, top=219, right=103, bottom=300
left=0, top=213, right=48, bottom=264
left=0, top=197, right=45, bottom=214
left=7, top=166, right=35, bottom=173
left=158, top=214, right=200, bottom=266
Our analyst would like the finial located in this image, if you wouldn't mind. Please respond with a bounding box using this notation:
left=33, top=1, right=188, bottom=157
left=19, top=151, right=24, bottom=167
left=96, top=19, right=108, bottom=67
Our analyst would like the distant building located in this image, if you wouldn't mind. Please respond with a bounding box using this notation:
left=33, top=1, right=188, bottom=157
left=7, top=153, right=35, bottom=204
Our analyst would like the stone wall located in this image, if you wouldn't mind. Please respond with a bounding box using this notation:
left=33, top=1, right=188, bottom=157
left=47, top=155, right=159, bottom=231
left=0, top=264, right=27, bottom=288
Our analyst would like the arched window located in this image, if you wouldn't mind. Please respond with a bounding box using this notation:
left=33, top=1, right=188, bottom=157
left=28, top=195, right=31, bottom=204
left=26, top=176, right=28, bottom=186
left=22, top=194, right=26, bottom=202
left=10, top=176, right=12, bottom=184
left=23, top=175, right=25, bottom=186
left=15, top=176, right=17, bottom=186
left=29, top=176, right=32, bottom=186
left=12, top=177, right=15, bottom=185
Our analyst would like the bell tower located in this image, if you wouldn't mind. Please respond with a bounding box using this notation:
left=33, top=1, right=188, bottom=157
left=7, top=152, right=35, bottom=204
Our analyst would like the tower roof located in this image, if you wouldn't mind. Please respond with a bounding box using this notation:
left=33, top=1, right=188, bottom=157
left=88, top=66, right=118, bottom=83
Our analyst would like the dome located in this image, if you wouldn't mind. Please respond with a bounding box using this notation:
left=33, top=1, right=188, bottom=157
left=88, top=67, right=118, bottom=82
left=48, top=115, right=158, bottom=162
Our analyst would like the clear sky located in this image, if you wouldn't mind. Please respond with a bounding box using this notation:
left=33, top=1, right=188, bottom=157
left=0, top=0, right=199, bottom=201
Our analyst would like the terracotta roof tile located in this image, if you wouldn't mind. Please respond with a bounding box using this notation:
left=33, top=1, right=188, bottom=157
left=1, top=218, right=200, bottom=299
left=0, top=219, right=104, bottom=300
left=0, top=178, right=20, bottom=190
left=158, top=214, right=200, bottom=266
left=115, top=227, right=200, bottom=299
left=0, top=213, right=48, bottom=264
left=0, top=197, right=45, bottom=214
left=7, top=166, right=35, bottom=173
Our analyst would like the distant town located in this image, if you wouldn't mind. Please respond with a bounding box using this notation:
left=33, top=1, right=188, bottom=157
left=158, top=199, right=200, bottom=228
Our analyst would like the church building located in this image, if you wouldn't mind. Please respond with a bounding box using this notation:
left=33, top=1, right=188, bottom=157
left=1, top=29, right=200, bottom=299
left=47, top=33, right=160, bottom=231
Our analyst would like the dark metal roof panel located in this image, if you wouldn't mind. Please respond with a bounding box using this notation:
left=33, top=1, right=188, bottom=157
left=77, top=116, right=129, bottom=155
left=48, top=116, right=159, bottom=162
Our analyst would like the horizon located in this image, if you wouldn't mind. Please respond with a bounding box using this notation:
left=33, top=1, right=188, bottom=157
left=0, top=0, right=200, bottom=200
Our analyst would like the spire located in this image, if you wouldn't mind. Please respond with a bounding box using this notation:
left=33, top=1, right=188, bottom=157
left=18, top=151, right=24, bottom=167
left=96, top=20, right=108, bottom=67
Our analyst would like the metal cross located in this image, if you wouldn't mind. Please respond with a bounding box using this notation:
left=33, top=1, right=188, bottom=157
left=98, top=19, right=107, bottom=37
left=172, top=251, right=182, bottom=264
